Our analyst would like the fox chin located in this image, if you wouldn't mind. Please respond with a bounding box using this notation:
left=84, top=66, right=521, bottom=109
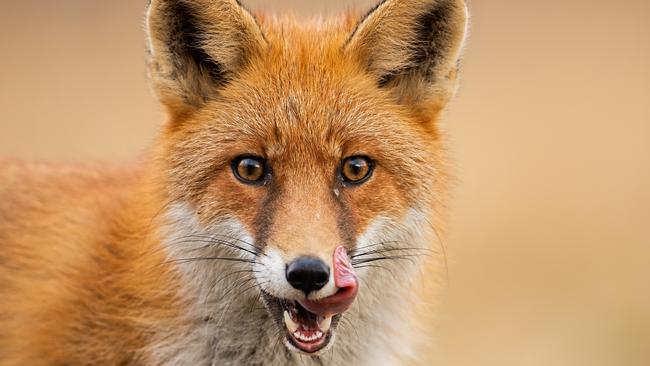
left=0, top=0, right=468, bottom=365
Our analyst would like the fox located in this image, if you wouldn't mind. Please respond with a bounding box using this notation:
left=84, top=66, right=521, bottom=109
left=0, top=0, right=468, bottom=365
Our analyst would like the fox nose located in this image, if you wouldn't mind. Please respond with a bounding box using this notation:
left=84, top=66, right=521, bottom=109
left=286, top=257, right=330, bottom=295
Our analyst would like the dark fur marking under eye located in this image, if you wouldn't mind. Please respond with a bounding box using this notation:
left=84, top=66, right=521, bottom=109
left=254, top=181, right=282, bottom=251
left=332, top=186, right=358, bottom=253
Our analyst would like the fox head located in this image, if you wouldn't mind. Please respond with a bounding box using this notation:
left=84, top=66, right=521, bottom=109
left=145, top=0, right=467, bottom=359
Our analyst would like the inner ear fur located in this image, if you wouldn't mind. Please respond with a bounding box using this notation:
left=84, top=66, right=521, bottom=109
left=346, top=0, right=468, bottom=112
left=146, top=0, right=266, bottom=118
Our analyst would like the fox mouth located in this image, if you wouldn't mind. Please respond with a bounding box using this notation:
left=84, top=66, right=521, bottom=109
left=280, top=298, right=336, bottom=353
left=260, top=292, right=338, bottom=353
left=262, top=289, right=353, bottom=354
left=260, top=246, right=358, bottom=354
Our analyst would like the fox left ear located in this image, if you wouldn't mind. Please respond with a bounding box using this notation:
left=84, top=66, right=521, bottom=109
left=346, top=0, right=468, bottom=115
left=146, top=0, right=266, bottom=120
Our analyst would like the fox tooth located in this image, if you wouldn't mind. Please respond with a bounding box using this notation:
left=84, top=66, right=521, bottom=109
left=283, top=311, right=299, bottom=333
left=319, top=316, right=332, bottom=333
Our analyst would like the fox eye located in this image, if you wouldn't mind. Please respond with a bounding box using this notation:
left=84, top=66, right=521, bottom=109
left=341, top=156, right=374, bottom=184
left=232, top=156, right=266, bottom=184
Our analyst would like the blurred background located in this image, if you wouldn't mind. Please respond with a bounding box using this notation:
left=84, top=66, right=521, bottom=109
left=1, top=0, right=648, bottom=365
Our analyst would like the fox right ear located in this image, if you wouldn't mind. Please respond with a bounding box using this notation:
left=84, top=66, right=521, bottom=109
left=146, top=0, right=266, bottom=119
left=346, top=0, right=468, bottom=117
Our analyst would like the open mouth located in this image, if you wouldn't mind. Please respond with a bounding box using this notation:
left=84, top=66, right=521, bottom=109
left=263, top=285, right=359, bottom=354
left=261, top=246, right=359, bottom=354
left=281, top=299, right=335, bottom=353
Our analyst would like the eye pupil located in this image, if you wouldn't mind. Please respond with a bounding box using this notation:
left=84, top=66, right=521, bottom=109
left=243, top=161, right=258, bottom=175
left=350, top=163, right=363, bottom=175
left=233, top=157, right=266, bottom=184
left=341, top=156, right=373, bottom=184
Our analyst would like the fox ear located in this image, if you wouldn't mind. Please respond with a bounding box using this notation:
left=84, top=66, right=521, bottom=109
left=346, top=0, right=468, bottom=114
left=146, top=0, right=266, bottom=118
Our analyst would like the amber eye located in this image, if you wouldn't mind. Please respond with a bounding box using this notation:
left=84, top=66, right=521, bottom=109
left=341, top=156, right=374, bottom=184
left=232, top=156, right=267, bottom=184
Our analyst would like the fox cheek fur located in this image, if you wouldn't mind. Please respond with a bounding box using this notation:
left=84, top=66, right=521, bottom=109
left=0, top=0, right=467, bottom=365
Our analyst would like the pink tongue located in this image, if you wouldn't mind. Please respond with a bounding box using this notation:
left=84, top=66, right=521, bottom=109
left=298, top=246, right=358, bottom=317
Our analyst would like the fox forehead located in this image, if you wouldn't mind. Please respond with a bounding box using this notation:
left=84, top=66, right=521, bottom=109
left=165, top=24, right=438, bottom=175
left=168, top=14, right=434, bottom=145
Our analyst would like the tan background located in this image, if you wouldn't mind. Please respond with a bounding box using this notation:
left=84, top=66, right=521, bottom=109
left=1, top=1, right=648, bottom=365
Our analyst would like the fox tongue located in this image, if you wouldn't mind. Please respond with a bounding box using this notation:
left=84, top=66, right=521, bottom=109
left=332, top=245, right=357, bottom=289
left=298, top=246, right=358, bottom=317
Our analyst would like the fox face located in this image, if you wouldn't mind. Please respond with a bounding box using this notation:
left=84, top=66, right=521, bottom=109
left=146, top=0, right=467, bottom=359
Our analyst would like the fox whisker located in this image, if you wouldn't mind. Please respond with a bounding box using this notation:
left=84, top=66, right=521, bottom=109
left=220, top=276, right=258, bottom=299
left=207, top=269, right=260, bottom=295
left=167, top=256, right=258, bottom=265
left=348, top=240, right=407, bottom=255
left=351, top=253, right=426, bottom=267
left=350, top=246, right=433, bottom=259
left=168, top=233, right=264, bottom=257
left=421, top=216, right=450, bottom=286
left=234, top=280, right=268, bottom=301
left=353, top=264, right=397, bottom=278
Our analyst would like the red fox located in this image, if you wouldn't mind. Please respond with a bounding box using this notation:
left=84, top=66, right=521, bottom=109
left=0, top=0, right=468, bottom=364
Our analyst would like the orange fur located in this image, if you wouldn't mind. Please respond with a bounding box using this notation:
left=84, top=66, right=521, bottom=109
left=0, top=161, right=180, bottom=365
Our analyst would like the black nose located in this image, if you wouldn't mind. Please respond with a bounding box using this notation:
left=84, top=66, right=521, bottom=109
left=286, top=257, right=330, bottom=295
